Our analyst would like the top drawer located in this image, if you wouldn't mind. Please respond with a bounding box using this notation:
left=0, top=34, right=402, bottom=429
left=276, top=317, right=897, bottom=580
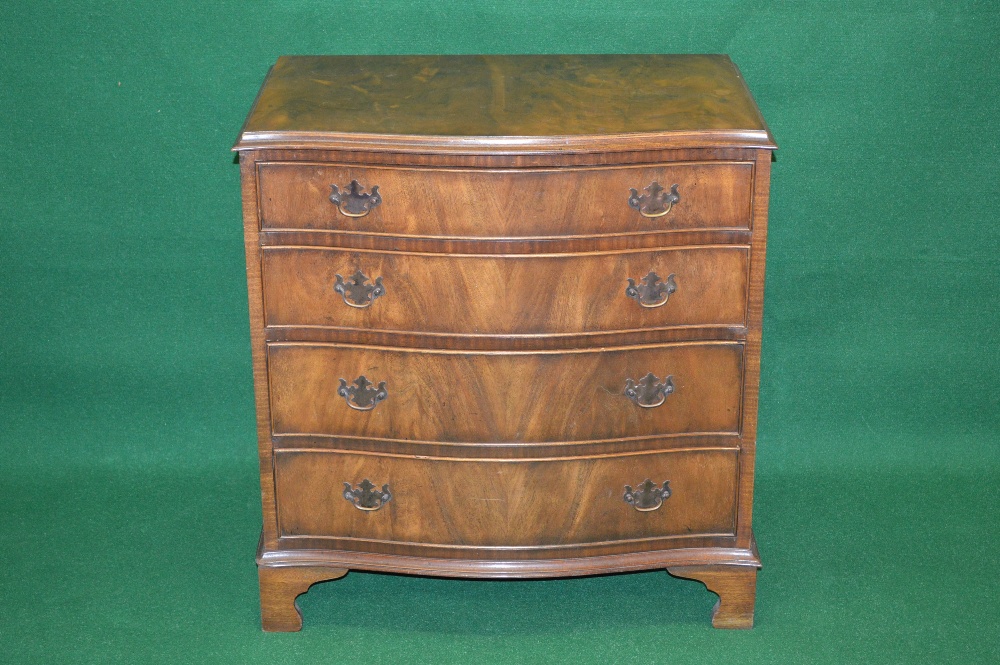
left=256, top=162, right=754, bottom=237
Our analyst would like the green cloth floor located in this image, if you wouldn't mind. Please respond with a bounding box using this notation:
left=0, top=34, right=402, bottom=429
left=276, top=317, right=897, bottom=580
left=2, top=1, right=998, bottom=663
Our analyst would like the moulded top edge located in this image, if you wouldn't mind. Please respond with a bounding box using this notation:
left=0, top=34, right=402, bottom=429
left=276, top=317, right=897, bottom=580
left=232, top=129, right=778, bottom=153
left=233, top=55, right=778, bottom=153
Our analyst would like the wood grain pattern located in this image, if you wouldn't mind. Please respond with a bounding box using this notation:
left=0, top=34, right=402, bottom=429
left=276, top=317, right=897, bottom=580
left=261, top=246, right=749, bottom=335
left=271, top=434, right=742, bottom=459
left=249, top=146, right=761, bottom=169
left=235, top=55, right=775, bottom=153
left=258, top=565, right=348, bottom=632
left=263, top=326, right=748, bottom=352
left=267, top=342, right=744, bottom=443
left=258, top=538, right=760, bottom=577
left=274, top=449, right=738, bottom=547
left=239, top=152, right=281, bottom=551
left=259, top=228, right=754, bottom=254
left=667, top=564, right=758, bottom=629
left=735, top=149, right=773, bottom=550
left=236, top=54, right=775, bottom=631
left=257, top=161, right=753, bottom=236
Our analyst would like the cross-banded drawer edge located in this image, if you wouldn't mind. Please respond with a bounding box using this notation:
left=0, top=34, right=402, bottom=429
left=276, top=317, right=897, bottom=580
left=274, top=448, right=740, bottom=547
left=256, top=160, right=756, bottom=237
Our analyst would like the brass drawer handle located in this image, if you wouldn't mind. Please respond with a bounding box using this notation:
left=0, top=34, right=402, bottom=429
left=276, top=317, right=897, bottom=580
left=628, top=182, right=680, bottom=218
left=343, top=479, right=392, bottom=511
left=338, top=376, right=388, bottom=411
left=623, top=479, right=671, bottom=512
left=335, top=270, right=385, bottom=308
left=329, top=180, right=382, bottom=217
left=625, top=271, right=677, bottom=308
left=624, top=372, right=674, bottom=408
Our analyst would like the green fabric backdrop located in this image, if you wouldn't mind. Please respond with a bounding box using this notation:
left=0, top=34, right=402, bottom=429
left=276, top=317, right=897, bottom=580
left=2, top=1, right=998, bottom=662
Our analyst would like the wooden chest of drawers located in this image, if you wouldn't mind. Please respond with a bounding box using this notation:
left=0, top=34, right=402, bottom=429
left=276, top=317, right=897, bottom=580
left=234, top=55, right=776, bottom=631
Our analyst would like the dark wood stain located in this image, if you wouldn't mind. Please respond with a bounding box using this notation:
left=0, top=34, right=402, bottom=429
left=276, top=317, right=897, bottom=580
left=261, top=246, right=750, bottom=335
left=237, top=55, right=775, bottom=152
left=237, top=54, right=775, bottom=631
left=266, top=342, right=744, bottom=443
left=274, top=449, right=739, bottom=547
left=256, top=161, right=754, bottom=236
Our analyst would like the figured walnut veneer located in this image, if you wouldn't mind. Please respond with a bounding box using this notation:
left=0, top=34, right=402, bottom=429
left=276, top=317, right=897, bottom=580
left=238, top=55, right=772, bottom=152
left=236, top=54, right=776, bottom=632
left=266, top=342, right=744, bottom=442
left=261, top=246, right=750, bottom=335
left=256, top=162, right=754, bottom=235
left=274, top=450, right=739, bottom=548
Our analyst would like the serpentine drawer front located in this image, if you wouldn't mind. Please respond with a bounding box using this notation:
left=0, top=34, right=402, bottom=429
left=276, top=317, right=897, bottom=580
left=236, top=54, right=776, bottom=632
left=261, top=246, right=750, bottom=335
left=273, top=449, right=739, bottom=549
left=266, top=342, right=744, bottom=442
left=256, top=162, right=754, bottom=236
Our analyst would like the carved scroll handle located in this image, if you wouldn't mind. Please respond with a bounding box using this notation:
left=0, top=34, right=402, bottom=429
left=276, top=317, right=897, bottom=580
left=623, top=479, right=671, bottom=512
left=625, top=271, right=677, bottom=308
left=628, top=182, right=680, bottom=218
left=343, top=479, right=392, bottom=511
left=624, top=372, right=675, bottom=408
left=329, top=180, right=382, bottom=217
left=335, top=270, right=385, bottom=309
left=338, top=376, right=388, bottom=411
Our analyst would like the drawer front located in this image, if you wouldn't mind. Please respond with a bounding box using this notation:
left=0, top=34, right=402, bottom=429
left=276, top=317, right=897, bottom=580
left=275, top=449, right=738, bottom=547
left=268, top=342, right=743, bottom=443
left=262, top=246, right=749, bottom=335
left=257, top=162, right=753, bottom=236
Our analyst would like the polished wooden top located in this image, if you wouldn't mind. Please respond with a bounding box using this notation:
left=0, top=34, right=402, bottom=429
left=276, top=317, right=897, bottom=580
left=235, top=55, right=775, bottom=153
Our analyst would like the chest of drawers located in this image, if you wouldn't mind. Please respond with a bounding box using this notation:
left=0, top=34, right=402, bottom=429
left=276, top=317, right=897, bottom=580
left=234, top=55, right=776, bottom=631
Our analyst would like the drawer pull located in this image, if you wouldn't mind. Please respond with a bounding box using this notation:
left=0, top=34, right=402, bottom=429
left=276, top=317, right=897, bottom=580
left=337, top=376, right=388, bottom=411
left=623, top=479, right=672, bottom=512
left=624, top=372, right=674, bottom=408
left=334, top=270, right=385, bottom=308
left=628, top=182, right=680, bottom=218
left=343, top=479, right=392, bottom=511
left=329, top=180, right=382, bottom=217
left=625, top=271, right=677, bottom=308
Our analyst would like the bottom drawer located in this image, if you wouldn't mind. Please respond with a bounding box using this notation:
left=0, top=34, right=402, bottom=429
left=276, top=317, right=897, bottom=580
left=275, top=449, right=738, bottom=549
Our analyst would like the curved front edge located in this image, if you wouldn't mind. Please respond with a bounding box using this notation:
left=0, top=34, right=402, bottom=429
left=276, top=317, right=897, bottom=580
left=255, top=533, right=759, bottom=631
left=256, top=536, right=760, bottom=580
